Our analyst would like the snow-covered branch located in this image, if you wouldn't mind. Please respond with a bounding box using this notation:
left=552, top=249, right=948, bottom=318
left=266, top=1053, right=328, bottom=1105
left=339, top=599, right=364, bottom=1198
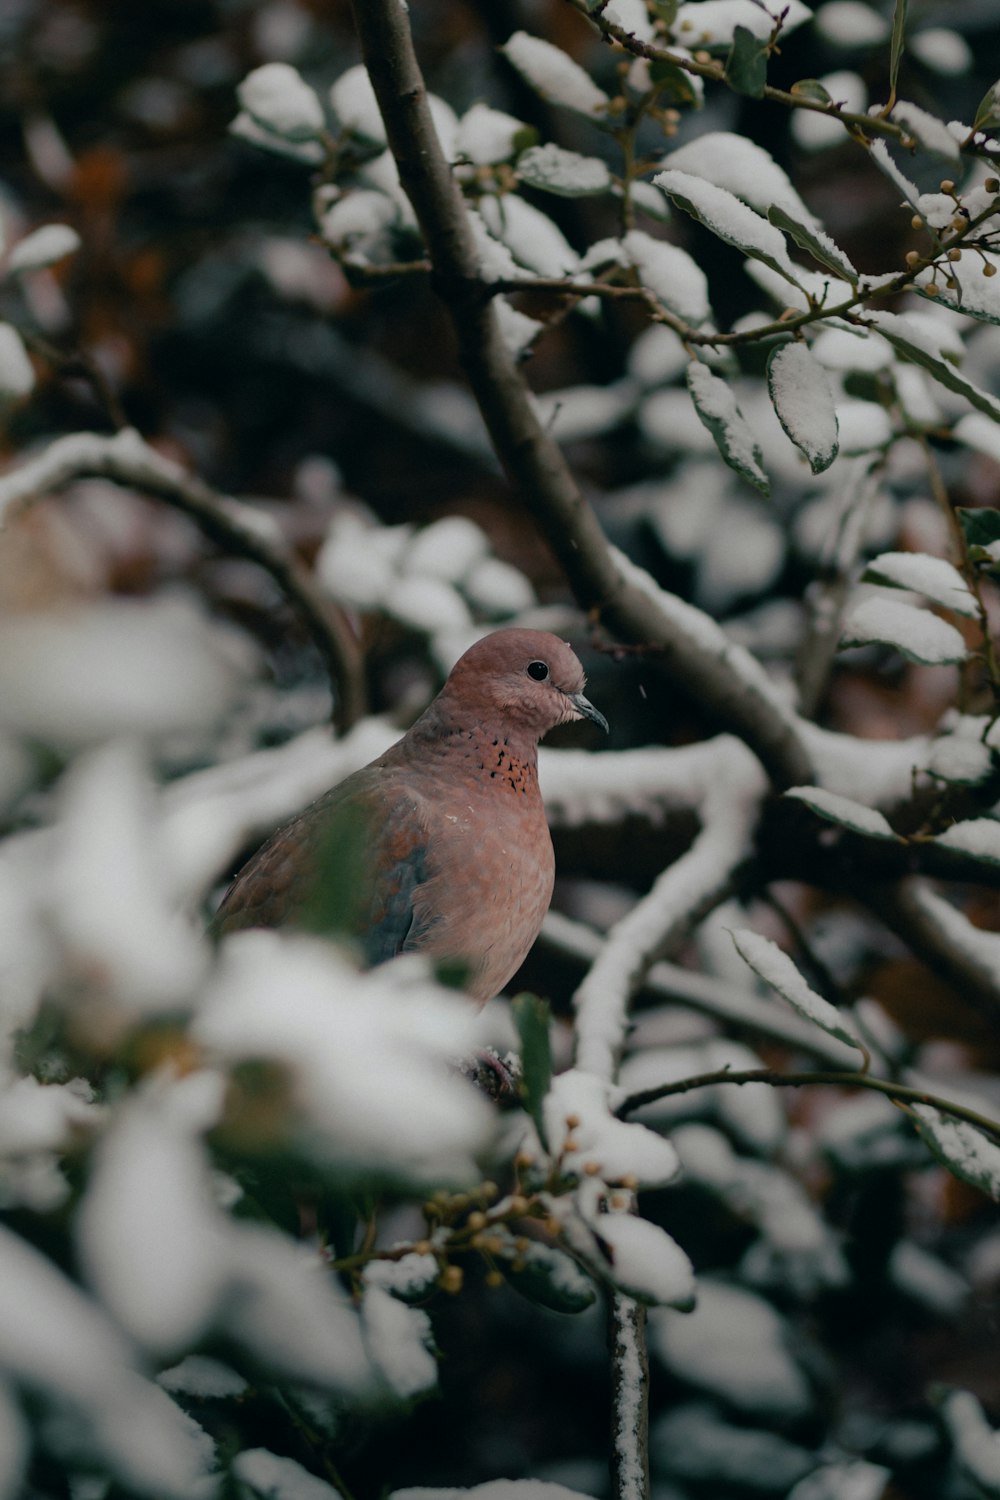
left=0, top=428, right=366, bottom=731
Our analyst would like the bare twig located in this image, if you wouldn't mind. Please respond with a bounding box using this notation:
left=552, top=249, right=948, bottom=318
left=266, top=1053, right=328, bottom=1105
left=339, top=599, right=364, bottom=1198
left=0, top=428, right=366, bottom=731
left=348, top=0, right=812, bottom=792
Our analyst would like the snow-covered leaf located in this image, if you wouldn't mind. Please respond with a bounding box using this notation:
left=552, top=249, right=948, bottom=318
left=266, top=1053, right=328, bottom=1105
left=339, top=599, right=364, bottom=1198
left=788, top=1460, right=891, bottom=1500
left=501, top=32, right=611, bottom=119
left=784, top=786, right=900, bottom=842
left=731, top=927, right=867, bottom=1054
left=892, top=100, right=960, bottom=161
left=915, top=252, right=1000, bottom=326
left=328, top=64, right=385, bottom=144
left=767, top=203, right=857, bottom=281
left=665, top=131, right=814, bottom=224
left=478, top=193, right=579, bottom=276
left=655, top=168, right=802, bottom=286
left=456, top=103, right=530, bottom=164
left=869, top=138, right=920, bottom=208
left=686, top=362, right=770, bottom=495
left=0, top=323, right=35, bottom=402
left=518, top=143, right=612, bottom=196
left=814, top=3, right=889, bottom=47
left=361, top=1282, right=437, bottom=1399
left=933, top=819, right=1000, bottom=866
left=6, top=223, right=81, bottom=274
left=868, top=309, right=1000, bottom=424
left=590, top=1210, right=696, bottom=1307
left=543, top=1069, right=680, bottom=1188
left=497, top=1236, right=597, bottom=1314
left=622, top=229, right=711, bottom=326
left=840, top=595, right=969, bottom=666
left=233, top=1448, right=344, bottom=1500
left=862, top=551, right=978, bottom=618
left=672, top=0, right=812, bottom=45
left=939, top=1389, right=1000, bottom=1493
left=767, top=342, right=839, bottom=473
left=911, top=1106, right=1000, bottom=1201
left=237, top=63, right=325, bottom=142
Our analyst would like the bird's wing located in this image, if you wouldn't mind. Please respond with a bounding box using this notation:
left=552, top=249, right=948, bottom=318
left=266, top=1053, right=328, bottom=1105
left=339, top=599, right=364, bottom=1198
left=210, top=767, right=438, bottom=963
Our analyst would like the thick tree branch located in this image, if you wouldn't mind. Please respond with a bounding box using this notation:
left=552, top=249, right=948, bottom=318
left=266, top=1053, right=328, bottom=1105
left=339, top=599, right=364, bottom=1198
left=0, top=428, right=366, bottom=731
left=349, top=0, right=812, bottom=792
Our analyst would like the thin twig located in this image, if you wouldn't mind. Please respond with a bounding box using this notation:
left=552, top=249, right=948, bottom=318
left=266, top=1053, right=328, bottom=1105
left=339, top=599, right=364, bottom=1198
left=616, top=1065, right=1000, bottom=1142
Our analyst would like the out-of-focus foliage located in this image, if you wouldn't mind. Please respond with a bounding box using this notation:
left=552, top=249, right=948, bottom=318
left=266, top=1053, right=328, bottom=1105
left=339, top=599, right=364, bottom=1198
left=3, top=2, right=1000, bottom=1499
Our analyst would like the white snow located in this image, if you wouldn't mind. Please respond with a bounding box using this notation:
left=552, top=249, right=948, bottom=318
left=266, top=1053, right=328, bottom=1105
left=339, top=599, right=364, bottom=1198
left=195, top=933, right=493, bottom=1183
left=812, top=327, right=893, bottom=372
left=664, top=132, right=817, bottom=226
left=402, top=516, right=489, bottom=582
left=6, top=223, right=81, bottom=273
left=604, top=0, right=656, bottom=42
left=237, top=63, right=324, bottom=142
left=686, top=361, right=769, bottom=492
left=909, top=28, right=972, bottom=77
left=233, top=1448, right=344, bottom=1499
left=157, top=1356, right=248, bottom=1400
left=869, top=138, right=920, bottom=208
left=392, top=1483, right=598, bottom=1500
left=628, top=323, right=689, bottom=386
left=940, top=1390, right=1000, bottom=1489
left=916, top=253, right=1000, bottom=324
left=869, top=309, right=1000, bottom=423
left=893, top=100, right=960, bottom=161
left=361, top=1283, right=438, bottom=1399
left=731, top=927, right=866, bottom=1053
left=542, top=1068, right=681, bottom=1188
left=456, top=104, right=526, bottom=165
left=863, top=551, right=977, bottom=617
left=840, top=595, right=968, bottom=665
left=673, top=0, right=811, bottom=45
left=935, top=818, right=1000, bottom=863
left=814, top=2, right=889, bottom=46
left=463, top=556, right=536, bottom=616
left=835, top=400, right=893, bottom=454
left=649, top=1278, right=811, bottom=1420
left=954, top=412, right=1000, bottom=465
left=501, top=32, right=610, bottom=117
left=583, top=1199, right=695, bottom=1308
left=791, top=72, right=867, bottom=151
left=788, top=1461, right=891, bottom=1500
left=0, top=1383, right=27, bottom=1500
left=928, top=735, right=993, bottom=785
left=622, top=228, right=711, bottom=327
left=328, top=64, right=386, bottom=144
left=912, top=1106, right=1000, bottom=1200
left=533, top=382, right=634, bottom=444
left=784, top=785, right=897, bottom=840
left=478, top=193, right=579, bottom=277
left=517, top=144, right=611, bottom=196
left=654, top=169, right=801, bottom=285
left=0, top=323, right=35, bottom=400
left=767, top=342, right=839, bottom=472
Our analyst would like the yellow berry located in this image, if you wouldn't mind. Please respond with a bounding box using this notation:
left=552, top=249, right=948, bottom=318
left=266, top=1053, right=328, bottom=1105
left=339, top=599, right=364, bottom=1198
left=905, top=250, right=922, bottom=268
left=910, top=214, right=923, bottom=229
left=507, top=1195, right=529, bottom=1217
left=562, top=1136, right=579, bottom=1154
left=924, top=282, right=940, bottom=296
left=948, top=248, right=962, bottom=261
left=439, top=1265, right=464, bottom=1294
left=986, top=177, right=1000, bottom=194
left=583, top=1160, right=602, bottom=1176
left=564, top=1113, right=581, bottom=1130
left=414, top=1240, right=432, bottom=1256
left=467, top=1211, right=487, bottom=1232
left=485, top=1269, right=504, bottom=1288
left=984, top=263, right=998, bottom=278
left=514, top=1151, right=534, bottom=1170
left=620, top=1173, right=640, bottom=1191
left=940, top=179, right=956, bottom=194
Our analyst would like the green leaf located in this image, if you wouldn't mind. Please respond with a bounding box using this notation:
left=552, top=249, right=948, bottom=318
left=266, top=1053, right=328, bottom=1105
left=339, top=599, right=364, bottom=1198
left=500, top=1238, right=597, bottom=1313
left=686, top=361, right=770, bottom=495
left=767, top=204, right=857, bottom=283
left=725, top=25, right=768, bottom=98
left=649, top=57, right=702, bottom=109
left=888, top=0, right=908, bottom=102
left=512, top=992, right=552, bottom=1137
left=766, top=341, right=839, bottom=473
left=790, top=79, right=832, bottom=105
left=911, top=1105, right=1000, bottom=1201
left=972, top=80, right=1000, bottom=135
left=869, top=310, right=1000, bottom=426
left=958, top=507, right=1000, bottom=551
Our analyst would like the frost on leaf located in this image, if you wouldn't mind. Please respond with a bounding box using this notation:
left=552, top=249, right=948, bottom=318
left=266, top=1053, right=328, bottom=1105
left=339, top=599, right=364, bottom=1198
left=784, top=786, right=900, bottom=842
left=517, top=144, right=611, bottom=197
left=840, top=596, right=969, bottom=666
left=236, top=63, right=325, bottom=142
left=622, top=229, right=711, bottom=327
left=767, top=342, right=839, bottom=473
left=501, top=32, right=611, bottom=119
left=655, top=169, right=802, bottom=286
left=730, top=927, right=867, bottom=1055
left=686, top=362, right=770, bottom=496
left=911, top=1107, right=1000, bottom=1201
left=861, top=552, right=978, bottom=618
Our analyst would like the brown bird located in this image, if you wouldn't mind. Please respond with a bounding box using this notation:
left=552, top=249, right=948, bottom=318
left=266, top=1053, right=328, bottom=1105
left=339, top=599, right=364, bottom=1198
left=212, top=629, right=608, bottom=1001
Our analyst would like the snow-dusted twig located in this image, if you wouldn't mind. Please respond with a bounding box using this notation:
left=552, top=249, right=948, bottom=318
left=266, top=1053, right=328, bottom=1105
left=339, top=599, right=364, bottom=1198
left=610, top=1296, right=650, bottom=1500
left=616, top=1065, right=1000, bottom=1145
left=573, top=737, right=765, bottom=1082
left=872, top=878, right=1000, bottom=1025
left=0, top=428, right=366, bottom=731
left=348, top=0, right=812, bottom=791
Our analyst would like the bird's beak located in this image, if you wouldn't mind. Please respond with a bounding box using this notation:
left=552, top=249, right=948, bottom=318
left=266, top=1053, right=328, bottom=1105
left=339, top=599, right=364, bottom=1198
left=566, top=691, right=609, bottom=734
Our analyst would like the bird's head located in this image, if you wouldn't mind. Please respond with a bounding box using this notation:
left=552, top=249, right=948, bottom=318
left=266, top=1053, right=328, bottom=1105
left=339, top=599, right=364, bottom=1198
left=442, top=628, right=609, bottom=741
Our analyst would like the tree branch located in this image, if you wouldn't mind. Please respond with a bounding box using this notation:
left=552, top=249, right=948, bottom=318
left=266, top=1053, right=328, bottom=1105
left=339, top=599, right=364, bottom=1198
left=0, top=428, right=366, bottom=731
left=348, top=0, right=812, bottom=792
left=616, top=1065, right=1000, bottom=1144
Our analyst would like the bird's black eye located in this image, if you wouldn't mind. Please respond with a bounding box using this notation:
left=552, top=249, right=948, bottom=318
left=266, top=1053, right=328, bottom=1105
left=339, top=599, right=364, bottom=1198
left=526, top=660, right=549, bottom=681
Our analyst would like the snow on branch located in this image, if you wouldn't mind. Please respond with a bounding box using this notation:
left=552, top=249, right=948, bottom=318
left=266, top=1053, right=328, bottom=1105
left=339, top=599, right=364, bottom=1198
left=0, top=428, right=365, bottom=731
left=573, top=737, right=764, bottom=1082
